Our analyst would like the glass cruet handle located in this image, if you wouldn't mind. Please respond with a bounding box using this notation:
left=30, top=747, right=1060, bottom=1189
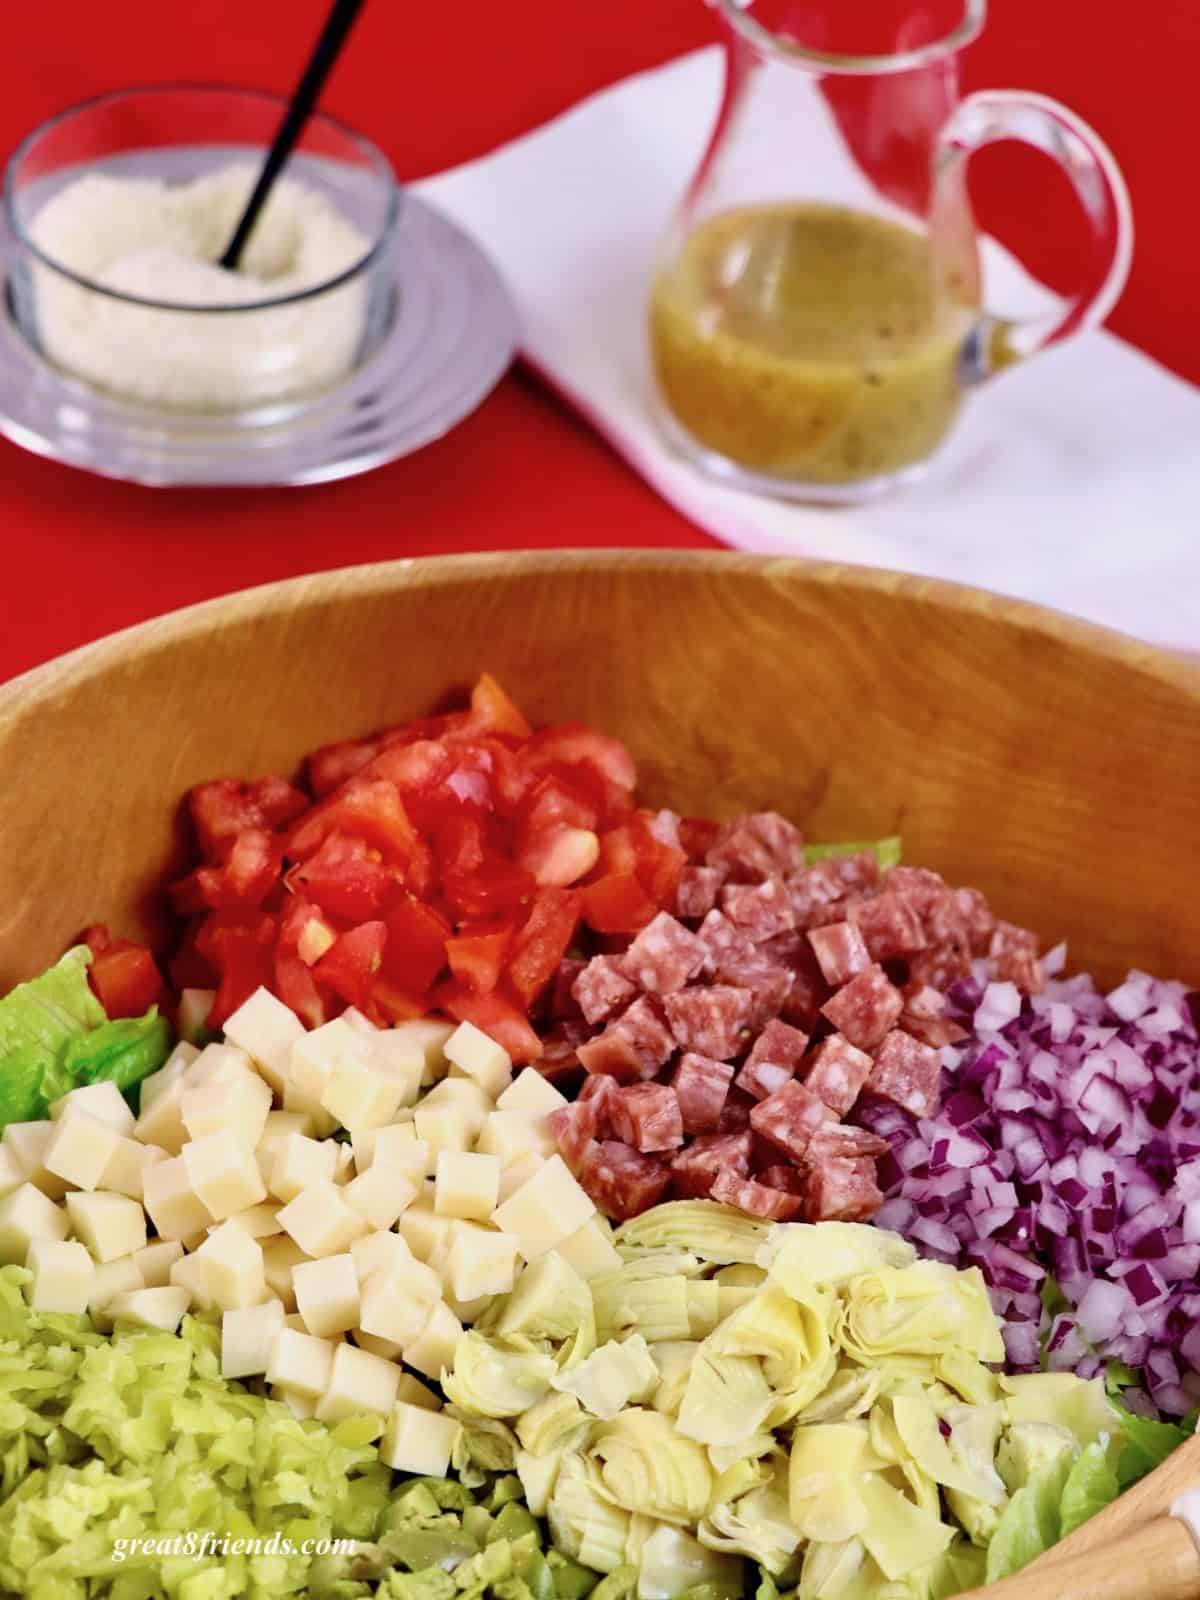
left=931, top=90, right=1134, bottom=379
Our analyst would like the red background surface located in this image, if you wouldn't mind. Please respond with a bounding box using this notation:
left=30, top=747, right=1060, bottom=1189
left=2, top=0, right=1195, bottom=684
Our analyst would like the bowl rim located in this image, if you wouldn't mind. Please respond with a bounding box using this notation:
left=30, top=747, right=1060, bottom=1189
left=3, top=82, right=402, bottom=314
left=3, top=550, right=1197, bottom=735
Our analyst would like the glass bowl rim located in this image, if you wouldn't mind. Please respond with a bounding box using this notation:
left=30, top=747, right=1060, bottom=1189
left=3, top=81, right=402, bottom=313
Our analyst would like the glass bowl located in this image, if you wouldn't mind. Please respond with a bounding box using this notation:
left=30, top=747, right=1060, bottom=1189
left=3, top=85, right=401, bottom=414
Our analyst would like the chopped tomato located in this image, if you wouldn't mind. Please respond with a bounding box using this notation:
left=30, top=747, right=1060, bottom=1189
left=85, top=937, right=164, bottom=1019
left=308, top=738, right=381, bottom=799
left=580, top=871, right=659, bottom=934
left=596, top=813, right=685, bottom=908
left=446, top=923, right=513, bottom=994
left=364, top=738, right=455, bottom=794
left=288, top=780, right=430, bottom=892
left=274, top=944, right=329, bottom=1029
left=187, top=779, right=267, bottom=862
left=507, top=889, right=581, bottom=1008
left=314, top=922, right=387, bottom=1011
left=365, top=975, right=429, bottom=1026
left=382, top=894, right=451, bottom=992
left=433, top=813, right=487, bottom=879
left=441, top=855, right=536, bottom=922
left=197, top=914, right=278, bottom=1028
left=432, top=979, right=543, bottom=1066
left=279, top=897, right=338, bottom=967
left=518, top=774, right=599, bottom=837
left=521, top=724, right=637, bottom=794
left=169, top=827, right=282, bottom=915
left=454, top=673, right=533, bottom=740
left=287, top=832, right=397, bottom=921
left=516, top=826, right=600, bottom=887
left=477, top=737, right=534, bottom=816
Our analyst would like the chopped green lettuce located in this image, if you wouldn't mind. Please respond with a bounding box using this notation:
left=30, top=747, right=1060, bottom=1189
left=63, top=1007, right=172, bottom=1104
left=1109, top=1397, right=1196, bottom=1490
left=804, top=838, right=902, bottom=871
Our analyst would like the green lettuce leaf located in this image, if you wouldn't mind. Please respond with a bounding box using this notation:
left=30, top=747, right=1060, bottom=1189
left=0, top=947, right=106, bottom=1125
left=804, top=838, right=902, bottom=870
left=983, top=1438, right=1121, bottom=1585
left=62, top=1006, right=172, bottom=1103
left=1058, top=1441, right=1120, bottom=1539
left=1109, top=1399, right=1195, bottom=1490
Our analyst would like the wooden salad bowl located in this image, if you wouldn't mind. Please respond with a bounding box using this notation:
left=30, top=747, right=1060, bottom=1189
left=1, top=549, right=1199, bottom=1597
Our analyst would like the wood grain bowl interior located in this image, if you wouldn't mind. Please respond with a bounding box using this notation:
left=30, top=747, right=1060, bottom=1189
left=1, top=550, right=1197, bottom=993
left=1, top=548, right=1200, bottom=1589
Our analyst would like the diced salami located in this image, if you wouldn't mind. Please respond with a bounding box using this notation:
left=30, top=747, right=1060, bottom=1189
left=718, top=1089, right=755, bottom=1133
left=705, top=812, right=805, bottom=884
left=715, top=959, right=793, bottom=1031
left=827, top=851, right=881, bottom=892
left=955, top=887, right=997, bottom=956
left=572, top=955, right=638, bottom=1026
left=990, top=922, right=1044, bottom=995
left=670, top=1130, right=752, bottom=1198
left=710, top=1171, right=804, bottom=1221
left=720, top=877, right=796, bottom=942
left=885, top=865, right=946, bottom=900
left=580, top=1141, right=672, bottom=1220
left=808, top=1123, right=889, bottom=1160
left=576, top=995, right=675, bottom=1082
left=801, top=1033, right=873, bottom=1116
left=536, top=1029, right=585, bottom=1090
left=675, top=865, right=726, bottom=921
left=696, top=909, right=757, bottom=975
left=906, top=943, right=973, bottom=992
left=622, top=912, right=706, bottom=996
left=548, top=1100, right=601, bottom=1169
left=785, top=859, right=854, bottom=926
left=578, top=1073, right=617, bottom=1135
left=820, top=964, right=903, bottom=1051
left=848, top=893, right=928, bottom=962
left=781, top=968, right=830, bottom=1031
left=663, top=985, right=754, bottom=1060
left=610, top=1084, right=685, bottom=1153
left=807, top=921, right=871, bottom=986
left=897, top=983, right=969, bottom=1046
left=747, top=1019, right=812, bottom=1071
left=755, top=1164, right=808, bottom=1196
left=870, top=1029, right=942, bottom=1118
left=737, top=1057, right=795, bottom=1102
left=749, top=1081, right=837, bottom=1161
left=804, top=1156, right=882, bottom=1222
left=672, top=1053, right=734, bottom=1134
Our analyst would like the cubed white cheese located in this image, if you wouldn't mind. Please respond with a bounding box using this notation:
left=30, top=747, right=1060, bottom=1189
left=0, top=1146, right=24, bottom=1201
left=194, top=1220, right=266, bottom=1310
left=492, top=1156, right=594, bottom=1260
left=50, top=1081, right=136, bottom=1135
left=286, top=1018, right=363, bottom=1109
left=184, top=1041, right=255, bottom=1089
left=99, top=1136, right=167, bottom=1201
left=395, top=1371, right=443, bottom=1412
left=333, top=1142, right=356, bottom=1183
left=27, top=1237, right=95, bottom=1314
left=222, top=1297, right=285, bottom=1379
left=268, top=1133, right=338, bottom=1203
left=420, top=1078, right=492, bottom=1140
left=553, top=1215, right=623, bottom=1280
left=354, top=1126, right=429, bottom=1188
left=387, top=1019, right=456, bottom=1085
left=497, top=1152, right=546, bottom=1203
left=412, top=1102, right=472, bottom=1155
left=266, top=1327, right=337, bottom=1397
left=339, top=1006, right=376, bottom=1036
left=3, top=1121, right=70, bottom=1199
left=354, top=1329, right=403, bottom=1361
left=137, top=1042, right=194, bottom=1110
left=380, top=1401, right=460, bottom=1474
left=133, top=1239, right=184, bottom=1287
left=133, top=1074, right=189, bottom=1155
left=89, top=1255, right=145, bottom=1325
left=261, top=1235, right=310, bottom=1309
left=445, top=1223, right=520, bottom=1303
left=497, top=1068, right=568, bottom=1115
left=177, top=988, right=215, bottom=1046
left=403, top=1299, right=465, bottom=1379
left=444, top=1020, right=513, bottom=1098
left=350, top=1229, right=415, bottom=1283
left=315, top=1341, right=402, bottom=1423
left=108, top=1286, right=191, bottom=1332
left=283, top=1311, right=308, bottom=1333
left=476, top=1110, right=556, bottom=1165
left=224, top=1203, right=283, bottom=1241
left=293, top=1252, right=360, bottom=1338
left=322, top=1052, right=406, bottom=1132
left=397, top=1206, right=458, bottom=1263
left=434, top=1151, right=500, bottom=1221
left=142, top=1155, right=213, bottom=1240
left=358, top=1259, right=442, bottom=1346
left=65, top=1192, right=147, bottom=1263
left=43, top=1111, right=122, bottom=1192
left=181, top=1071, right=272, bottom=1149
left=170, top=1252, right=216, bottom=1311
left=369, top=1032, right=425, bottom=1107
left=276, top=1180, right=368, bottom=1258
left=222, top=987, right=305, bottom=1094
left=182, top=1133, right=267, bottom=1220
left=276, top=1387, right=317, bottom=1419
left=344, top=1166, right=417, bottom=1231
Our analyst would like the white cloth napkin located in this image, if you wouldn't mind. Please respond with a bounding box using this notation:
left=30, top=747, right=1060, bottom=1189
left=418, top=48, right=1200, bottom=650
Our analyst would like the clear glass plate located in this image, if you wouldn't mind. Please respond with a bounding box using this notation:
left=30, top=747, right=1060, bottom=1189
left=0, top=193, right=518, bottom=487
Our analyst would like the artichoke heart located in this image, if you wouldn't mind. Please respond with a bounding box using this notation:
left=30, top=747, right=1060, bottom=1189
left=548, top=1453, right=633, bottom=1574
left=615, top=1203, right=771, bottom=1265
left=760, top=1222, right=916, bottom=1293
left=443, top=1332, right=556, bottom=1419
left=494, top=1252, right=595, bottom=1347
left=839, top=1262, right=1004, bottom=1369
left=553, top=1335, right=659, bottom=1421
left=589, top=1409, right=713, bottom=1526
left=676, top=1350, right=773, bottom=1447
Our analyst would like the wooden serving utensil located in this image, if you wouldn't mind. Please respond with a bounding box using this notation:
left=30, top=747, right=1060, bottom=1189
left=955, top=1431, right=1200, bottom=1600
